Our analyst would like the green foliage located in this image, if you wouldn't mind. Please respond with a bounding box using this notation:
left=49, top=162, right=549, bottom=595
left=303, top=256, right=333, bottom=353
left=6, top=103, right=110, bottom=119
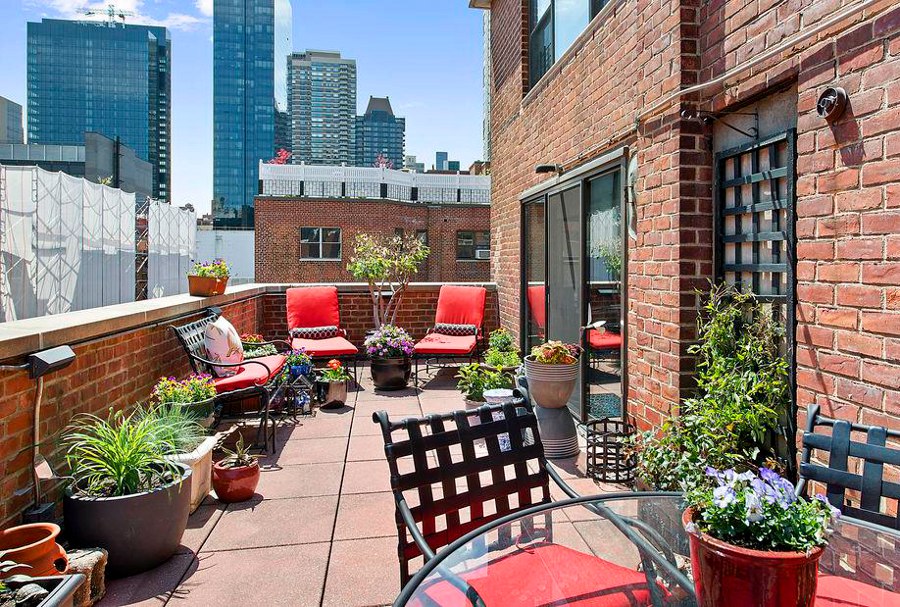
left=488, top=328, right=516, bottom=352
left=484, top=348, right=521, bottom=369
left=151, top=374, right=216, bottom=405
left=456, top=363, right=512, bottom=402
left=631, top=284, right=787, bottom=491
left=190, top=259, right=230, bottom=278
left=530, top=340, right=582, bottom=365
left=347, top=232, right=430, bottom=327
left=320, top=359, right=351, bottom=382
left=135, top=403, right=207, bottom=454
left=64, top=409, right=181, bottom=498
left=218, top=436, right=258, bottom=469
left=594, top=241, right=622, bottom=279
left=285, top=349, right=312, bottom=366
left=244, top=344, right=278, bottom=359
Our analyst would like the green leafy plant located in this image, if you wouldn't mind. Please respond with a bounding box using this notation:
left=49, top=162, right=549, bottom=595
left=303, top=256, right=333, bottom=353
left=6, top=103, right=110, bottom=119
left=488, top=328, right=516, bottom=352
left=347, top=232, right=430, bottom=327
left=686, top=467, right=840, bottom=553
left=135, top=403, right=207, bottom=454
left=456, top=363, right=512, bottom=402
left=64, top=409, right=181, bottom=498
left=320, top=359, right=351, bottom=382
left=151, top=374, right=216, bottom=405
left=530, top=340, right=582, bottom=364
left=189, top=259, right=229, bottom=279
left=484, top=348, right=521, bottom=369
left=244, top=343, right=278, bottom=359
left=594, top=241, right=622, bottom=280
left=285, top=349, right=312, bottom=367
left=218, top=436, right=259, bottom=469
left=630, top=284, right=787, bottom=491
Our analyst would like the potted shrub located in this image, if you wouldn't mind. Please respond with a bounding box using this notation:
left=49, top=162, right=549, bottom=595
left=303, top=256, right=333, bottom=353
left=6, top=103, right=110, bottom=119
left=456, top=363, right=512, bottom=409
left=62, top=410, right=192, bottom=577
left=212, top=436, right=260, bottom=503
left=523, top=340, right=583, bottom=408
left=136, top=403, right=214, bottom=513
left=684, top=467, right=841, bottom=607
left=347, top=232, right=429, bottom=328
left=364, top=325, right=415, bottom=390
left=317, top=359, right=351, bottom=408
left=187, top=259, right=229, bottom=297
left=150, top=374, right=217, bottom=427
left=284, top=349, right=313, bottom=379
left=482, top=328, right=521, bottom=373
left=0, top=524, right=66, bottom=579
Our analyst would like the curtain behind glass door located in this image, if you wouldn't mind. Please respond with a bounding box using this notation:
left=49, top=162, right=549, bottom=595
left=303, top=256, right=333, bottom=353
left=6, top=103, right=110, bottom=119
left=547, top=186, right=582, bottom=417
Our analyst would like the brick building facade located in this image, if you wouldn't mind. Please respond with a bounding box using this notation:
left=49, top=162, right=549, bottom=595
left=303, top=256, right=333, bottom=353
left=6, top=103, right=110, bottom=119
left=481, top=0, right=900, bottom=436
left=254, top=197, right=491, bottom=283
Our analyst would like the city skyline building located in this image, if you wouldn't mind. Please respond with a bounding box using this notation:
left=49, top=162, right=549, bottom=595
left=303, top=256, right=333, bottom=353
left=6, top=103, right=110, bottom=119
left=403, top=154, right=425, bottom=172
left=0, top=97, right=23, bottom=144
left=213, top=0, right=292, bottom=227
left=26, top=18, right=171, bottom=201
left=288, top=50, right=357, bottom=166
left=435, top=151, right=448, bottom=171
left=355, top=96, right=405, bottom=169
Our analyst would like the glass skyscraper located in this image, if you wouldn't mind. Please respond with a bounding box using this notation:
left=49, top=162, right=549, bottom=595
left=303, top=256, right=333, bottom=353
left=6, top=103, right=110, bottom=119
left=355, top=97, right=405, bottom=169
left=26, top=19, right=171, bottom=201
left=213, top=0, right=292, bottom=226
left=288, top=50, right=357, bottom=166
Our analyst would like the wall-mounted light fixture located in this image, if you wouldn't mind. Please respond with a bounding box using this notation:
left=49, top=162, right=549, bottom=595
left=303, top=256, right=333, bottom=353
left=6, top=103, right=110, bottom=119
left=816, top=87, right=848, bottom=122
left=534, top=163, right=564, bottom=175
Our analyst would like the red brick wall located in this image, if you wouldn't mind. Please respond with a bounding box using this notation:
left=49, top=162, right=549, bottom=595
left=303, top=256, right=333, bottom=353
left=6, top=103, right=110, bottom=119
left=254, top=198, right=491, bottom=284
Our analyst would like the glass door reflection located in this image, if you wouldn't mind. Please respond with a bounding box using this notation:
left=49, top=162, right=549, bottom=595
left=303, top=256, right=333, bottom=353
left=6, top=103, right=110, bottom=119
left=522, top=199, right=546, bottom=352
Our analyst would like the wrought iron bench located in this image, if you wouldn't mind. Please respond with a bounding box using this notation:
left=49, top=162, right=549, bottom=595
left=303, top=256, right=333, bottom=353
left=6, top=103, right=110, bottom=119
left=798, top=403, right=900, bottom=530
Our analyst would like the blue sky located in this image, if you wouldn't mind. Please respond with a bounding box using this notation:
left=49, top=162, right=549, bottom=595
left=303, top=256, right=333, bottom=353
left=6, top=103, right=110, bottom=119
left=0, top=0, right=487, bottom=213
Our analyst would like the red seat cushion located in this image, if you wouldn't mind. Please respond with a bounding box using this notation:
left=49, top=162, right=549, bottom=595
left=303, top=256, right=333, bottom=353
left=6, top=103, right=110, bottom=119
left=527, top=285, right=546, bottom=332
left=420, top=542, right=651, bottom=607
left=286, top=286, right=341, bottom=330
left=816, top=575, right=900, bottom=607
left=434, top=285, right=487, bottom=327
left=414, top=332, right=478, bottom=355
left=212, top=354, right=286, bottom=394
left=588, top=329, right=622, bottom=351
left=291, top=336, right=358, bottom=357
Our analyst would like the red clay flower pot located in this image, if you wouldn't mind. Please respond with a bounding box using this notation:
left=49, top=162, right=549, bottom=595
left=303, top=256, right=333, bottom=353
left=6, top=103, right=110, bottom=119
left=0, top=523, right=67, bottom=578
left=212, top=460, right=260, bottom=503
left=187, top=275, right=228, bottom=297
left=683, top=508, right=824, bottom=607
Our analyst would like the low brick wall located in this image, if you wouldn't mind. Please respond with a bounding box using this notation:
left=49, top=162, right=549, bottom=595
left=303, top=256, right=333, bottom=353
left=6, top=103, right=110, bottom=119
left=0, top=282, right=497, bottom=528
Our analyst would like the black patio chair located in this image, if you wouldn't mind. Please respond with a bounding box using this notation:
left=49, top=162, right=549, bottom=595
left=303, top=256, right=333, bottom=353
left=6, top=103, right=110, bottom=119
left=373, top=387, right=690, bottom=606
left=798, top=403, right=900, bottom=530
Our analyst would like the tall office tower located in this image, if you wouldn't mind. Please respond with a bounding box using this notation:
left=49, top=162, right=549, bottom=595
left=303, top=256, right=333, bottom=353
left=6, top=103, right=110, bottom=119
left=355, top=96, right=405, bottom=169
left=0, top=97, right=24, bottom=144
left=27, top=19, right=171, bottom=201
left=288, top=50, right=357, bottom=165
left=435, top=151, right=448, bottom=171
left=214, top=0, right=292, bottom=226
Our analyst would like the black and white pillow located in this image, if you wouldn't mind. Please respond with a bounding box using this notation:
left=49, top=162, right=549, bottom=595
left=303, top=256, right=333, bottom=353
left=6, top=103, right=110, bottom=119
left=434, top=323, right=477, bottom=336
left=291, top=325, right=339, bottom=339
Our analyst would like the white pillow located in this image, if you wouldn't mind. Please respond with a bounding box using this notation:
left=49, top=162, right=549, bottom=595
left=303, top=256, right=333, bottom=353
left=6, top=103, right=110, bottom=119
left=203, top=316, right=244, bottom=377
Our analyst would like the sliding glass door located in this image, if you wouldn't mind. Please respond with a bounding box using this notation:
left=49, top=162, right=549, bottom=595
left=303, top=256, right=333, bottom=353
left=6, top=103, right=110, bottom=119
left=522, top=199, right=546, bottom=352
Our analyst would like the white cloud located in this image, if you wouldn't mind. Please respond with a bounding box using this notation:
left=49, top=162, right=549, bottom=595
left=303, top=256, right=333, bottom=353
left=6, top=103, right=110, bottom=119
left=29, top=0, right=208, bottom=31
left=195, top=0, right=213, bottom=17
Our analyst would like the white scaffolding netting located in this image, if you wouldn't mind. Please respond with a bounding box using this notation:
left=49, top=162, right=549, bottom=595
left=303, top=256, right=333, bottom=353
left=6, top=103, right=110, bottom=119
left=0, top=166, right=137, bottom=322
left=147, top=201, right=195, bottom=299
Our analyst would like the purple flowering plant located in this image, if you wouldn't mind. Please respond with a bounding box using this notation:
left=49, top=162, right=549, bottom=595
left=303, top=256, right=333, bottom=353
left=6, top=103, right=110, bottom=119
left=151, top=374, right=216, bottom=404
left=364, top=325, right=415, bottom=359
left=686, top=467, right=841, bottom=553
left=285, top=348, right=312, bottom=367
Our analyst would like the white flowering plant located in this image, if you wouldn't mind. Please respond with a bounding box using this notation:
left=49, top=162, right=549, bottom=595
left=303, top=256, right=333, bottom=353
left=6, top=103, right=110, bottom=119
left=686, top=467, right=841, bottom=553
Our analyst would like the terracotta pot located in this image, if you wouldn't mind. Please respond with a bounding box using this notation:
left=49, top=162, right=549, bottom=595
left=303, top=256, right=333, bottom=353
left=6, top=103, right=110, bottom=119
left=187, top=275, right=228, bottom=297
left=212, top=460, right=260, bottom=503
left=370, top=357, right=411, bottom=390
left=0, top=523, right=67, bottom=578
left=683, top=508, right=824, bottom=607
left=523, top=355, right=579, bottom=408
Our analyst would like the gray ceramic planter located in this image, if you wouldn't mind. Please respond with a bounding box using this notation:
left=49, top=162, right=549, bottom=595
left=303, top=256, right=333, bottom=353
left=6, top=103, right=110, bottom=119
left=523, top=355, right=579, bottom=409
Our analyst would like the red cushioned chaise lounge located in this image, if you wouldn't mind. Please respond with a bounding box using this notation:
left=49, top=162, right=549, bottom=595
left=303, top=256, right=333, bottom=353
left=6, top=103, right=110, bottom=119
left=285, top=286, right=358, bottom=378
left=412, top=284, right=486, bottom=383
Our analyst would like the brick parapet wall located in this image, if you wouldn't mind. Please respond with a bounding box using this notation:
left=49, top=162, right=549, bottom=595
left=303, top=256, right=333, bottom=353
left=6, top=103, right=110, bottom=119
left=0, top=282, right=496, bottom=528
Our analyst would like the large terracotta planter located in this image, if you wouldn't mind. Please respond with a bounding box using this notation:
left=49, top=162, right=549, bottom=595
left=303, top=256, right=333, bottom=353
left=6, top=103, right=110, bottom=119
left=683, top=508, right=824, bottom=607
left=370, top=357, right=411, bottom=390
left=64, top=463, right=192, bottom=578
left=187, top=275, right=228, bottom=297
left=0, top=523, right=67, bottom=578
left=523, top=355, right=579, bottom=408
left=212, top=460, right=260, bottom=503
left=166, top=435, right=218, bottom=513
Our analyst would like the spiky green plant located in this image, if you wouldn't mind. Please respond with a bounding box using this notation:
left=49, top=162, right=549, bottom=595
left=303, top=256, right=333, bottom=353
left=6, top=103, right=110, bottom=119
left=135, top=403, right=207, bottom=454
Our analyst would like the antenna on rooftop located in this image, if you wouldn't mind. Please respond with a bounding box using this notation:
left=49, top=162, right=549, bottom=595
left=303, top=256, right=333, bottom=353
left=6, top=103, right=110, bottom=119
left=81, top=4, right=134, bottom=27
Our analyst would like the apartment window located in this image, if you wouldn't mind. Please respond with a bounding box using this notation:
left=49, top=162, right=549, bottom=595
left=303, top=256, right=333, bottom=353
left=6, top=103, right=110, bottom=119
left=415, top=229, right=428, bottom=245
left=300, top=227, right=341, bottom=260
left=530, top=0, right=609, bottom=85
left=457, top=230, right=490, bottom=260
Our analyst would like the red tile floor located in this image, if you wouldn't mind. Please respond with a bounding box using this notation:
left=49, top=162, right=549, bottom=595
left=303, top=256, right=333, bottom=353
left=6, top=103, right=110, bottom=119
left=99, top=366, right=618, bottom=607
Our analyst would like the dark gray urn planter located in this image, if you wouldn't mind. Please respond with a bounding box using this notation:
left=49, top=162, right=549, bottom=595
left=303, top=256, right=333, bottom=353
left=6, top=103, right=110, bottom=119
left=1, top=574, right=85, bottom=607
left=63, top=463, right=192, bottom=578
left=370, top=357, right=411, bottom=390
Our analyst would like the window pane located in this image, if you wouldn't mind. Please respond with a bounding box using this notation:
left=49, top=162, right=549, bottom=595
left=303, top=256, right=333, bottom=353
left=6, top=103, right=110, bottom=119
left=457, top=231, right=474, bottom=259
left=523, top=200, right=546, bottom=352
left=322, top=242, right=341, bottom=259
left=555, top=0, right=590, bottom=60
left=475, top=231, right=490, bottom=250
left=530, top=17, right=553, bottom=85
left=322, top=228, right=341, bottom=243
left=300, top=227, right=320, bottom=244
left=531, top=0, right=551, bottom=28
left=301, top=242, right=321, bottom=259
left=416, top=229, right=428, bottom=245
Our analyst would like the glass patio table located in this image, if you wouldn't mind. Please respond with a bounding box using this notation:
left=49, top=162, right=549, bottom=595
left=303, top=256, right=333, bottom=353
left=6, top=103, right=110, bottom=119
left=394, top=492, right=900, bottom=607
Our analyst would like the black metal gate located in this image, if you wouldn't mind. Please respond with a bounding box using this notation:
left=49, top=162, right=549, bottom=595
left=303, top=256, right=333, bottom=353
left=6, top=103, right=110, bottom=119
left=713, top=129, right=797, bottom=470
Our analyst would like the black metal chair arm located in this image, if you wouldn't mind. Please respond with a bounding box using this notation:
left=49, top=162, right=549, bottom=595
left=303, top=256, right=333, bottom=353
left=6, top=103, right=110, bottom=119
left=266, top=339, right=293, bottom=352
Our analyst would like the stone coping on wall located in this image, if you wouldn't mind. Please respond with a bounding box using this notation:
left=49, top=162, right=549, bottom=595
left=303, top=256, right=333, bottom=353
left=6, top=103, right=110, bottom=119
left=0, top=282, right=498, bottom=362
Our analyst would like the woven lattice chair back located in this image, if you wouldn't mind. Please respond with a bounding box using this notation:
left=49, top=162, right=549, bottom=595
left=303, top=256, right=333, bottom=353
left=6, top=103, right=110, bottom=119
left=800, top=404, right=900, bottom=530
left=171, top=314, right=218, bottom=375
left=374, top=401, right=553, bottom=583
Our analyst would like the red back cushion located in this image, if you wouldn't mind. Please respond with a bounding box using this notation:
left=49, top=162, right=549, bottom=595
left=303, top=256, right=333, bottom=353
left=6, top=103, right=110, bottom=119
left=527, top=285, right=546, bottom=330
left=434, top=285, right=486, bottom=327
left=286, top=286, right=341, bottom=329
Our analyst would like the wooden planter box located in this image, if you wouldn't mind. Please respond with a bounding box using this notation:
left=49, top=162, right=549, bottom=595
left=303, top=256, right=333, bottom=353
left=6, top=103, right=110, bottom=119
left=187, top=275, right=228, bottom=297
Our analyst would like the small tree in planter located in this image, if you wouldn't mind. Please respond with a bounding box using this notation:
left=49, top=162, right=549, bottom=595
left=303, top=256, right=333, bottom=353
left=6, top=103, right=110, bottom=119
left=212, top=436, right=260, bottom=503
left=317, top=359, right=351, bottom=407
left=364, top=325, right=415, bottom=390
left=523, top=341, right=583, bottom=409
left=684, top=467, right=840, bottom=607
left=347, top=232, right=429, bottom=328
left=187, top=259, right=230, bottom=297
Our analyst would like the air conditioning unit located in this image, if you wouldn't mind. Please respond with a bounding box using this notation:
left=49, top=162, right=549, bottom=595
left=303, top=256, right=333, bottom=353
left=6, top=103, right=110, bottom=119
left=475, top=249, right=490, bottom=260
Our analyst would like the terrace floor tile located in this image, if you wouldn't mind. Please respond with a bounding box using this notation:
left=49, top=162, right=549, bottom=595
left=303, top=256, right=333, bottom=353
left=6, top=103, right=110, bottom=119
left=254, top=461, right=344, bottom=499
left=321, top=537, right=401, bottom=607
left=100, top=553, right=196, bottom=607
left=333, top=491, right=397, bottom=541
